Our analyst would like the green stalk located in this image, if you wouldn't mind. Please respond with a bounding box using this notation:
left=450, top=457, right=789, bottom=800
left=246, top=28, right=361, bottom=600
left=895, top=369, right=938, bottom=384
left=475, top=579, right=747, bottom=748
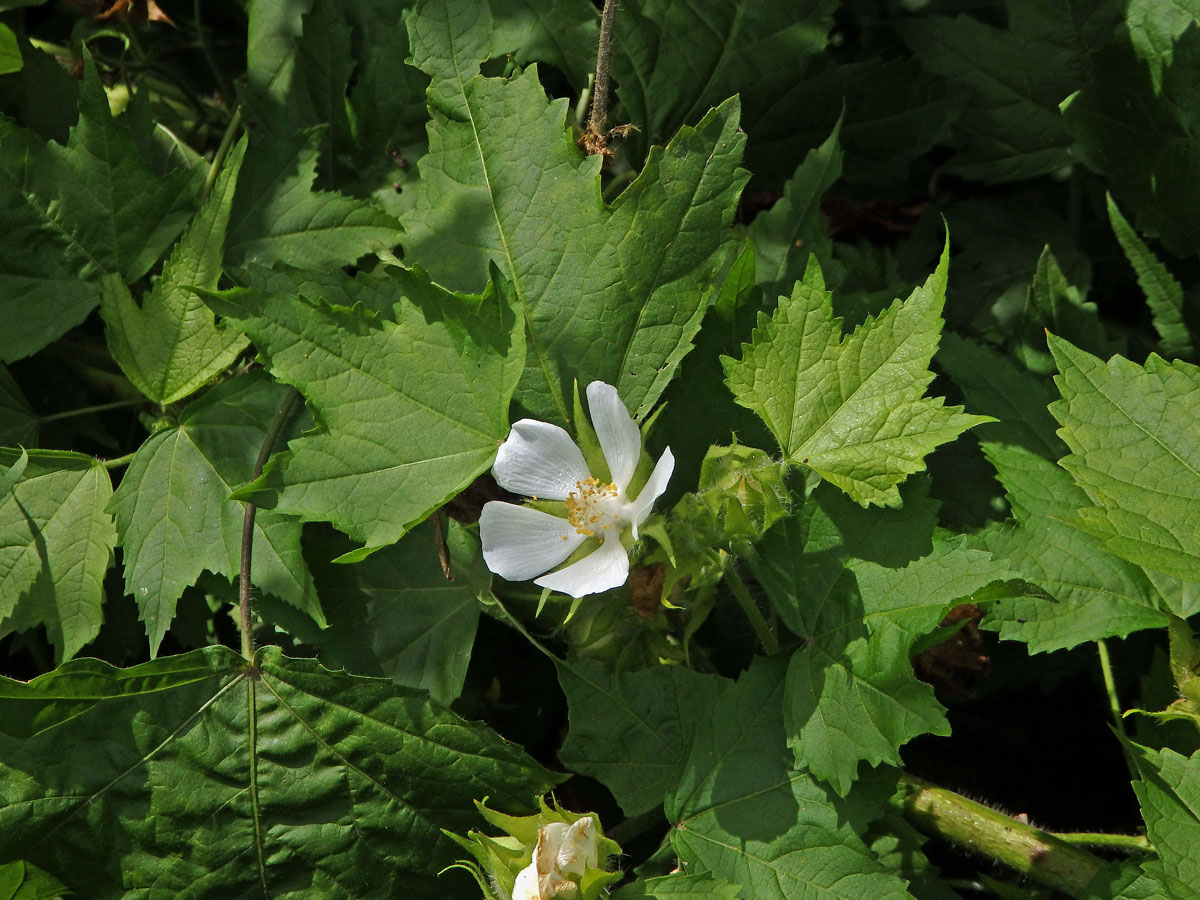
left=1096, top=638, right=1139, bottom=780
left=39, top=398, right=142, bottom=424
left=724, top=566, right=779, bottom=655
left=238, top=387, right=301, bottom=662
left=203, top=106, right=243, bottom=199
left=1049, top=831, right=1152, bottom=853
left=899, top=774, right=1106, bottom=897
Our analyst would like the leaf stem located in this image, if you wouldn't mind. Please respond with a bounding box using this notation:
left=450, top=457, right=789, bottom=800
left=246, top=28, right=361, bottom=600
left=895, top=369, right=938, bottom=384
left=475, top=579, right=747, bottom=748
left=587, top=0, right=618, bottom=138
left=898, top=774, right=1107, bottom=897
left=724, top=567, right=779, bottom=655
left=1047, top=830, right=1152, bottom=853
left=100, top=451, right=139, bottom=470
left=238, top=387, right=302, bottom=662
left=203, top=106, right=243, bottom=199
left=38, top=398, right=142, bottom=424
left=1095, top=638, right=1139, bottom=780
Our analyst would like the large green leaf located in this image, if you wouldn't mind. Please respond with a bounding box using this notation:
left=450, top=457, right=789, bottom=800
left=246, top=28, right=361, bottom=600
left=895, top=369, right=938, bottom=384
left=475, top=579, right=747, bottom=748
left=205, top=265, right=524, bottom=556
left=0, top=646, right=559, bottom=899
left=938, top=336, right=1172, bottom=650
left=225, top=129, right=399, bottom=269
left=557, top=660, right=727, bottom=816
left=1062, top=27, right=1200, bottom=256
left=751, top=482, right=1018, bottom=794
left=0, top=449, right=115, bottom=662
left=664, top=657, right=913, bottom=900
left=724, top=247, right=988, bottom=506
left=1130, top=744, right=1200, bottom=897
left=404, top=0, right=747, bottom=423
left=108, top=373, right=320, bottom=656
left=0, top=860, right=68, bottom=900
left=286, top=519, right=486, bottom=705
left=899, top=0, right=1122, bottom=182
left=611, top=0, right=837, bottom=165
left=0, top=53, right=198, bottom=362
left=611, top=872, right=741, bottom=900
left=1048, top=334, right=1200, bottom=580
left=101, top=136, right=250, bottom=406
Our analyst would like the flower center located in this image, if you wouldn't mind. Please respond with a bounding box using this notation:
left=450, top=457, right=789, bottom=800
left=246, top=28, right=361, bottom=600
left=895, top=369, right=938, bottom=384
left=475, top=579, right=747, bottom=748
left=564, top=477, right=621, bottom=539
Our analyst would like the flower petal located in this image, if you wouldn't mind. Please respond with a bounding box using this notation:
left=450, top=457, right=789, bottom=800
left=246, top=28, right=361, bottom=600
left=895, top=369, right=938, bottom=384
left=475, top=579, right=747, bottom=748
left=627, top=448, right=675, bottom=538
left=480, top=502, right=585, bottom=581
left=494, top=419, right=590, bottom=500
left=535, top=530, right=629, bottom=597
left=513, top=860, right=541, bottom=900
left=586, top=381, right=641, bottom=492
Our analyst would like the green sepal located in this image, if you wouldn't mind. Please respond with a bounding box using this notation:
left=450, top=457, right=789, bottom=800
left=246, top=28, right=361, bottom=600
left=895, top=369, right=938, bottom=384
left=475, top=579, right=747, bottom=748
left=573, top=379, right=610, bottom=483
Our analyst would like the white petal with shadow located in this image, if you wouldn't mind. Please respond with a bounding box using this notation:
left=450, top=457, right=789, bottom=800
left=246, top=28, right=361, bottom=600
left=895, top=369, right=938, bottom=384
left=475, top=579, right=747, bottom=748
left=586, top=381, right=641, bottom=492
left=494, top=419, right=590, bottom=500
left=535, top=530, right=629, bottom=598
left=480, top=502, right=583, bottom=581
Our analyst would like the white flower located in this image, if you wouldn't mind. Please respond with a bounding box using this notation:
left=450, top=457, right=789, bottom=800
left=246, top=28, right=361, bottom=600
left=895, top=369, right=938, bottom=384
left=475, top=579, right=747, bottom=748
left=480, top=381, right=674, bottom=598
left=512, top=817, right=599, bottom=900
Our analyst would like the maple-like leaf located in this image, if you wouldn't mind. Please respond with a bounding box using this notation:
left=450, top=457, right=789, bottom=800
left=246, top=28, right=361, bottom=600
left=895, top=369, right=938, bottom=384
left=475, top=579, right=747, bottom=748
left=724, top=245, right=989, bottom=506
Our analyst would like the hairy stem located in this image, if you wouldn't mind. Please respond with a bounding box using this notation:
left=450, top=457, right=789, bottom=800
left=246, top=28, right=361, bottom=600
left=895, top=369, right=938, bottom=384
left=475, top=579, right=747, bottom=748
left=587, top=0, right=619, bottom=137
left=238, top=387, right=301, bottom=662
left=724, top=566, right=779, bottom=655
left=101, top=451, right=139, bottom=470
left=898, top=774, right=1107, bottom=897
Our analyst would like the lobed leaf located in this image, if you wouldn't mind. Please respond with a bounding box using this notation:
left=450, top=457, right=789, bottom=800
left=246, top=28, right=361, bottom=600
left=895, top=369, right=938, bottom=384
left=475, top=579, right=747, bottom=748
left=1048, top=334, right=1200, bottom=580
left=664, top=657, right=914, bottom=900
left=107, top=373, right=319, bottom=656
left=0, top=646, right=559, bottom=899
left=724, top=245, right=989, bottom=506
left=204, top=265, right=525, bottom=555
left=101, top=136, right=250, bottom=406
left=404, top=0, right=747, bottom=422
left=0, top=449, right=115, bottom=662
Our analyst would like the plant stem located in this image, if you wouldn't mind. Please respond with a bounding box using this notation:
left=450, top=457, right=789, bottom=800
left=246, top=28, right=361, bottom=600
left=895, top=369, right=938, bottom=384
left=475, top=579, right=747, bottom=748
left=238, top=387, right=301, bottom=662
left=898, top=774, right=1107, bottom=898
left=1096, top=638, right=1139, bottom=780
left=203, top=106, right=243, bottom=199
left=39, top=398, right=142, bottom=424
left=724, top=566, right=779, bottom=655
left=1048, top=831, right=1153, bottom=853
left=587, top=0, right=618, bottom=138
left=101, top=451, right=139, bottom=470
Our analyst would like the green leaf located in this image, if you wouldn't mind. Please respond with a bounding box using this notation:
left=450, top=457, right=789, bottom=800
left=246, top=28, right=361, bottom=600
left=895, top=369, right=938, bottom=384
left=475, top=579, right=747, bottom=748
left=751, top=483, right=1018, bottom=794
left=1024, top=246, right=1116, bottom=364
left=0, top=365, right=37, bottom=447
left=491, top=0, right=599, bottom=90
left=225, top=129, right=399, bottom=269
left=1130, top=744, right=1200, bottom=895
left=612, top=0, right=838, bottom=162
left=1125, top=0, right=1200, bottom=92
left=0, top=24, right=20, bottom=75
left=0, top=449, right=115, bottom=662
left=296, top=518, right=485, bottom=705
left=0, top=860, right=68, bottom=900
left=1062, top=27, right=1200, bottom=256
left=612, top=872, right=741, bottom=900
left=899, top=0, right=1123, bottom=182
left=204, top=265, right=525, bottom=554
left=724, top=244, right=989, bottom=506
left=404, top=0, right=747, bottom=422
left=101, top=136, right=250, bottom=406
left=1106, top=194, right=1194, bottom=360
left=108, top=373, right=319, bottom=656
left=557, top=660, right=727, bottom=816
left=1048, top=334, right=1200, bottom=580
left=0, top=646, right=560, bottom=898
left=975, top=444, right=1169, bottom=652
left=664, top=657, right=914, bottom=900
left=0, top=52, right=198, bottom=361
left=747, top=119, right=843, bottom=300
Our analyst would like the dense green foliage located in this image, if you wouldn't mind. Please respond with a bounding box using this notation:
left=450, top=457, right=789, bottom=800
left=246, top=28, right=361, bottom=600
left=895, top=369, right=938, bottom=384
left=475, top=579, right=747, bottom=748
left=0, top=1, right=1198, bottom=898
